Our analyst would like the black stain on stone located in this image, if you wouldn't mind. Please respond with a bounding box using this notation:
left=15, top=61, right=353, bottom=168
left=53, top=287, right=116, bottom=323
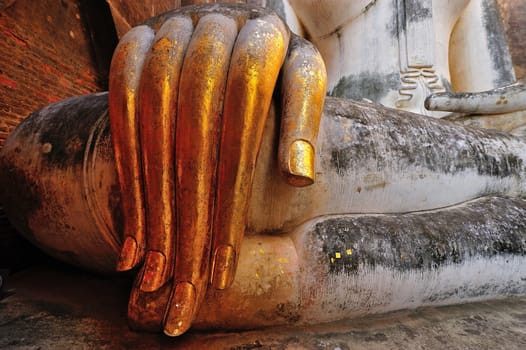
left=108, top=181, right=124, bottom=240
left=388, top=3, right=401, bottom=39
left=329, top=72, right=400, bottom=102
left=393, top=0, right=432, bottom=37
left=307, top=196, right=526, bottom=275
left=363, top=0, right=378, bottom=14
left=0, top=158, right=42, bottom=243
left=0, top=94, right=112, bottom=269
left=464, top=328, right=481, bottom=335
left=322, top=98, right=525, bottom=178
left=365, top=332, right=388, bottom=342
left=330, top=148, right=352, bottom=176
left=404, top=0, right=432, bottom=23
left=36, top=94, right=109, bottom=170
left=275, top=302, right=301, bottom=323
left=480, top=0, right=515, bottom=87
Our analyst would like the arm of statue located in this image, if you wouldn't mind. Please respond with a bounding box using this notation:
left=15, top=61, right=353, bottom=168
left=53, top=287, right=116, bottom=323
left=108, top=4, right=326, bottom=336
left=425, top=82, right=526, bottom=115
left=425, top=0, right=526, bottom=117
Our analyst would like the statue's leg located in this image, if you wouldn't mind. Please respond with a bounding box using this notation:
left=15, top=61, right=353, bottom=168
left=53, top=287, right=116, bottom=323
left=2, top=93, right=526, bottom=331
left=4, top=93, right=525, bottom=272
left=284, top=195, right=526, bottom=327
left=249, top=96, right=526, bottom=233
left=0, top=93, right=121, bottom=273
left=125, top=195, right=526, bottom=331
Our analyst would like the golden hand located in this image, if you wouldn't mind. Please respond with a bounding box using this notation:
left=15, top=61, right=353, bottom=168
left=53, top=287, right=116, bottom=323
left=108, top=4, right=326, bottom=337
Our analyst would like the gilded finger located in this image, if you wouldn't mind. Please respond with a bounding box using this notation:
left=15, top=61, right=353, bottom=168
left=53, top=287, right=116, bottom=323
left=163, top=13, right=238, bottom=337
left=109, top=25, right=155, bottom=271
left=210, top=15, right=290, bottom=290
left=137, top=16, right=194, bottom=293
left=278, top=34, right=327, bottom=187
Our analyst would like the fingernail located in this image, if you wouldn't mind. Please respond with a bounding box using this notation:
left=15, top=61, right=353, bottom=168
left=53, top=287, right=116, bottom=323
left=139, top=251, right=167, bottom=292
left=164, top=281, right=196, bottom=337
left=116, top=236, right=137, bottom=271
left=211, top=244, right=236, bottom=290
left=287, top=140, right=314, bottom=187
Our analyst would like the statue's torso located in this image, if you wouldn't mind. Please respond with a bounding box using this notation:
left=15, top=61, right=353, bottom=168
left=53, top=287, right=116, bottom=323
left=285, top=0, right=516, bottom=117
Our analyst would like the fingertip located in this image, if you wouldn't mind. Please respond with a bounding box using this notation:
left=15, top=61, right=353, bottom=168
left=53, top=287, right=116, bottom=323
left=211, top=244, right=236, bottom=290
left=282, top=139, right=315, bottom=187
left=163, top=281, right=196, bottom=337
left=116, top=236, right=139, bottom=271
left=279, top=36, right=325, bottom=189
left=139, top=251, right=167, bottom=292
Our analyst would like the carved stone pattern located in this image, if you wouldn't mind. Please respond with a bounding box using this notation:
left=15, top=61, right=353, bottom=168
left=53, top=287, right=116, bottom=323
left=396, top=67, right=445, bottom=107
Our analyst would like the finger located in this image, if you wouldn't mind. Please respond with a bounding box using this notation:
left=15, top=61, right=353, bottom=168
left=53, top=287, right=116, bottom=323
left=137, top=16, right=194, bottom=292
left=278, top=34, right=327, bottom=187
left=109, top=25, right=155, bottom=271
left=210, top=14, right=290, bottom=291
left=163, top=13, right=238, bottom=337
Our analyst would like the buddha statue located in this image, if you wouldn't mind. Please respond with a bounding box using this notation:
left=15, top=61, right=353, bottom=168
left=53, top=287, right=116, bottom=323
left=1, top=1, right=525, bottom=337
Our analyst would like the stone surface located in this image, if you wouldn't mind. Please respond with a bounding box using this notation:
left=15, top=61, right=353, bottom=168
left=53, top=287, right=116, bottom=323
left=2, top=94, right=526, bottom=332
left=1, top=261, right=526, bottom=349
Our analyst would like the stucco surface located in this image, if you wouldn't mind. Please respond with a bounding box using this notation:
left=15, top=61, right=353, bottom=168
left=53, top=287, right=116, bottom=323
left=1, top=261, right=525, bottom=349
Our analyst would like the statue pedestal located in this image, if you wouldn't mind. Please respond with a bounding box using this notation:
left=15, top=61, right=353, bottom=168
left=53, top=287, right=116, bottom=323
left=1, top=261, right=526, bottom=349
